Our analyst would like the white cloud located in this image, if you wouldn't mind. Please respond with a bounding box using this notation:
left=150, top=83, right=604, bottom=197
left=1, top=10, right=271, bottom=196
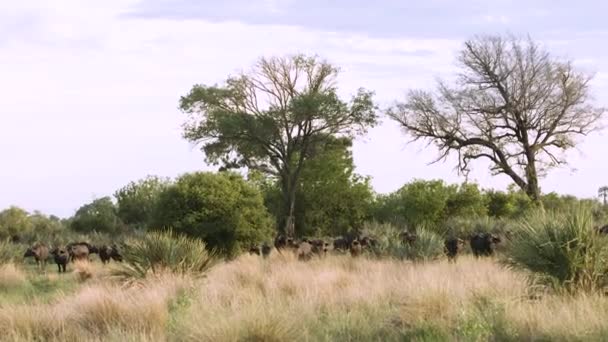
left=481, top=14, right=510, bottom=24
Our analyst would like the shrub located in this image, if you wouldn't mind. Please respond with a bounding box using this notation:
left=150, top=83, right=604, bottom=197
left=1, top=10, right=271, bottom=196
left=503, top=205, right=608, bottom=293
left=111, top=230, right=218, bottom=283
left=0, top=239, right=22, bottom=264
left=442, top=216, right=515, bottom=237
left=362, top=221, right=444, bottom=261
left=152, top=171, right=275, bottom=257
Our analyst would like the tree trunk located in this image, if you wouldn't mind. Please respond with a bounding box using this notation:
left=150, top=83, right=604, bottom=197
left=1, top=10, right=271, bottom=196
left=523, top=156, right=542, bottom=206
left=281, top=177, right=297, bottom=238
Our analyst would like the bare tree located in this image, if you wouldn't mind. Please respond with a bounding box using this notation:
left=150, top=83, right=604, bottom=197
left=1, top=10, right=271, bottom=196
left=387, top=34, right=605, bottom=204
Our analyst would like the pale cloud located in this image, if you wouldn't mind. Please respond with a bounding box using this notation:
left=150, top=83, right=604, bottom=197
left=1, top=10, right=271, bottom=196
left=0, top=1, right=607, bottom=217
left=482, top=15, right=510, bottom=24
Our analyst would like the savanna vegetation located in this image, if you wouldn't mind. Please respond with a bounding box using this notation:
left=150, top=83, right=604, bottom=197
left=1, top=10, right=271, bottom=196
left=2, top=34, right=608, bottom=341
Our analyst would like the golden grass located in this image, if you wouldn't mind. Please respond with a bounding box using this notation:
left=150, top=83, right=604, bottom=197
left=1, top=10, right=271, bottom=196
left=3, top=252, right=608, bottom=340
left=0, top=272, right=191, bottom=341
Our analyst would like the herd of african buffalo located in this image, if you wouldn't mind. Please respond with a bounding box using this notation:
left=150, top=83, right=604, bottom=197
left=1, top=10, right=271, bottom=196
left=21, top=225, right=608, bottom=273
left=248, top=230, right=505, bottom=262
left=23, top=242, right=122, bottom=272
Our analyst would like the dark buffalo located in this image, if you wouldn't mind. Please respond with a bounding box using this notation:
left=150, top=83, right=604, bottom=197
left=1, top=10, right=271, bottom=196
left=310, top=239, right=327, bottom=256
left=274, top=235, right=298, bottom=252
left=470, top=233, right=501, bottom=257
left=333, top=237, right=349, bottom=251
left=23, top=243, right=50, bottom=270
left=50, top=247, right=70, bottom=273
left=598, top=225, right=608, bottom=235
left=360, top=236, right=378, bottom=249
left=261, top=243, right=272, bottom=258
left=400, top=231, right=417, bottom=245
left=99, top=244, right=123, bottom=264
left=248, top=245, right=261, bottom=255
left=350, top=240, right=362, bottom=257
left=444, top=237, right=465, bottom=262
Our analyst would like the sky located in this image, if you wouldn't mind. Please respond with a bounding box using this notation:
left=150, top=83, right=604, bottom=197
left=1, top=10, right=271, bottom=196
left=1, top=0, right=607, bottom=218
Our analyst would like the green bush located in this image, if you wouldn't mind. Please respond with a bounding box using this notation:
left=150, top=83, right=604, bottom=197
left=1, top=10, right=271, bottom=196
left=442, top=216, right=515, bottom=237
left=0, top=239, right=22, bottom=264
left=110, top=230, right=218, bottom=282
left=362, top=221, right=444, bottom=261
left=503, top=205, right=608, bottom=293
left=152, top=171, right=275, bottom=257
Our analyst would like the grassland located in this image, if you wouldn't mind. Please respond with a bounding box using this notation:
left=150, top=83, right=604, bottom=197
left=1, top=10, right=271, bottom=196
left=2, top=252, right=608, bottom=341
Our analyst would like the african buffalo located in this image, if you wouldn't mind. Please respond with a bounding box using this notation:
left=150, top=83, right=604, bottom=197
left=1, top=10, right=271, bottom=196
left=261, top=243, right=272, bottom=258
left=297, top=241, right=313, bottom=261
left=400, top=231, right=417, bottom=246
left=23, top=243, right=50, bottom=270
left=470, top=233, right=501, bottom=257
left=350, top=240, right=362, bottom=257
left=444, top=237, right=465, bottom=262
left=248, top=245, right=261, bottom=255
left=50, top=247, right=69, bottom=273
left=99, top=244, right=123, bottom=264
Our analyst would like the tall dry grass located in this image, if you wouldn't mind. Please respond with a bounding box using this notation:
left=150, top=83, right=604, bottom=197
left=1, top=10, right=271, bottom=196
left=2, top=251, right=608, bottom=340
left=175, top=252, right=608, bottom=341
left=0, top=272, right=191, bottom=342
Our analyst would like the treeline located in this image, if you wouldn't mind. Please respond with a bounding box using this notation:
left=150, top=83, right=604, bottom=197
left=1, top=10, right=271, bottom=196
left=2, top=137, right=606, bottom=257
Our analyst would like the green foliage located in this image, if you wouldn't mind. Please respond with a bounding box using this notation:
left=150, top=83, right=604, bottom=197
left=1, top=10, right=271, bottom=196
left=0, top=239, right=21, bottom=264
left=111, top=230, right=218, bottom=282
left=446, top=183, right=488, bottom=218
left=0, top=206, right=32, bottom=240
left=503, top=205, right=608, bottom=293
left=179, top=54, right=378, bottom=235
left=114, top=175, right=171, bottom=229
left=260, top=137, right=374, bottom=237
left=153, top=171, right=275, bottom=257
left=485, top=186, right=533, bottom=218
left=70, top=197, right=123, bottom=234
left=372, top=180, right=487, bottom=230
left=362, top=221, right=444, bottom=261
left=442, top=216, right=515, bottom=237
left=26, top=211, right=66, bottom=243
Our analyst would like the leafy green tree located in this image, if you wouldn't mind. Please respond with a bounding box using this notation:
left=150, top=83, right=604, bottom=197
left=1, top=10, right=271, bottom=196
left=261, top=137, right=374, bottom=237
left=0, top=206, right=32, bottom=240
left=70, top=197, right=123, bottom=234
left=179, top=54, right=378, bottom=237
left=445, top=183, right=488, bottom=218
left=114, top=175, right=171, bottom=229
left=28, top=211, right=66, bottom=240
left=396, top=180, right=456, bottom=228
left=485, top=186, right=533, bottom=218
left=296, top=137, right=374, bottom=236
left=152, top=171, right=274, bottom=257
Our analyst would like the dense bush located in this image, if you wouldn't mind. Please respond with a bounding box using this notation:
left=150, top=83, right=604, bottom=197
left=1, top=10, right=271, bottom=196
left=372, top=180, right=487, bottom=230
left=362, top=221, right=444, bottom=261
left=503, top=205, right=608, bottom=293
left=114, top=175, right=171, bottom=229
left=0, top=239, right=22, bottom=264
left=0, top=206, right=32, bottom=240
left=70, top=197, right=124, bottom=234
left=152, top=171, right=275, bottom=257
left=111, top=230, right=217, bottom=282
